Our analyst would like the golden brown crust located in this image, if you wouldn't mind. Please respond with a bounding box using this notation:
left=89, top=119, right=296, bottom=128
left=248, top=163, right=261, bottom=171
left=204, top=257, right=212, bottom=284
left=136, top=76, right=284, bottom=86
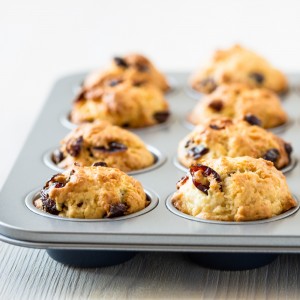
left=35, top=165, right=147, bottom=219
left=178, top=119, right=292, bottom=169
left=172, top=157, right=297, bottom=222
left=54, top=121, right=155, bottom=172
left=84, top=53, right=170, bottom=92
left=190, top=44, right=288, bottom=94
left=70, top=80, right=169, bottom=128
left=188, top=83, right=288, bottom=129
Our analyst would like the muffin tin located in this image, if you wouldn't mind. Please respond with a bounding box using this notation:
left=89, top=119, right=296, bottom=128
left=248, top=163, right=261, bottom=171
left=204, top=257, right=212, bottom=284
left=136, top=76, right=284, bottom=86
left=0, top=72, right=300, bottom=270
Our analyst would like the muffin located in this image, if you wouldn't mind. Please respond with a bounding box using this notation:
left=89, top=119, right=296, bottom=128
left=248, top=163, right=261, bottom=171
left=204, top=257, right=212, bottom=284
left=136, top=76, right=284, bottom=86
left=53, top=121, right=155, bottom=172
left=83, top=53, right=170, bottom=92
left=190, top=44, right=288, bottom=94
left=172, top=157, right=297, bottom=222
left=188, top=83, right=288, bottom=129
left=34, top=164, right=148, bottom=218
left=70, top=79, right=170, bottom=128
left=178, top=119, right=292, bottom=170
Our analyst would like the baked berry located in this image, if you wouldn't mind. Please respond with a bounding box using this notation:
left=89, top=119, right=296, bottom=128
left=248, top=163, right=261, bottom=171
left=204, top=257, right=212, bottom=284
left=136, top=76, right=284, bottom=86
left=244, top=114, right=262, bottom=126
left=249, top=72, right=265, bottom=84
left=153, top=111, right=170, bottom=123
left=190, top=164, right=222, bottom=195
left=263, top=148, right=280, bottom=163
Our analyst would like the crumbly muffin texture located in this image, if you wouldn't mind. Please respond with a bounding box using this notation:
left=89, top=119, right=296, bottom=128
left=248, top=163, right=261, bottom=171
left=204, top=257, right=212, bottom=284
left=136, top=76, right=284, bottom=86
left=34, top=165, right=148, bottom=219
left=53, top=121, right=155, bottom=172
left=172, top=157, right=297, bottom=222
left=83, top=53, right=169, bottom=92
left=178, top=119, right=292, bottom=170
left=70, top=79, right=169, bottom=128
left=188, top=83, right=288, bottom=129
left=190, top=44, right=288, bottom=94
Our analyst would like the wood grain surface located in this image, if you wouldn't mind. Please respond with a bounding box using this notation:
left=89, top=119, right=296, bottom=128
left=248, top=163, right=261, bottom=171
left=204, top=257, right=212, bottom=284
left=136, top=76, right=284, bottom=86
left=1, top=242, right=300, bottom=299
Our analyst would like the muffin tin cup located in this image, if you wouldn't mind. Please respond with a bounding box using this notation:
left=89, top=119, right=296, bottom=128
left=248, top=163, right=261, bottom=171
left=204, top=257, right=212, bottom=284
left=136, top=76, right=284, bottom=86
left=173, top=155, right=298, bottom=175
left=46, top=249, right=136, bottom=268
left=43, top=145, right=167, bottom=175
left=25, top=188, right=159, bottom=222
left=60, top=112, right=176, bottom=133
left=184, top=83, right=291, bottom=102
left=166, top=193, right=300, bottom=225
left=182, top=112, right=293, bottom=134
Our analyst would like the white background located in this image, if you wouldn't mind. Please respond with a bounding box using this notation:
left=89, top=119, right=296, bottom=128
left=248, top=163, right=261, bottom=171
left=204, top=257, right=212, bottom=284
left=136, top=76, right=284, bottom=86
left=1, top=0, right=300, bottom=189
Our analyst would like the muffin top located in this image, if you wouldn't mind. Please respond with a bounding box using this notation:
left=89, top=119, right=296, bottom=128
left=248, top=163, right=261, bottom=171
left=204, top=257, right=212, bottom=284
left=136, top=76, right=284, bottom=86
left=70, top=79, right=169, bottom=128
left=190, top=44, right=288, bottom=94
left=53, top=121, right=155, bottom=172
left=188, top=83, right=288, bottom=129
left=34, top=164, right=147, bottom=219
left=178, top=119, right=292, bottom=170
left=172, top=156, right=296, bottom=222
left=83, top=53, right=170, bottom=92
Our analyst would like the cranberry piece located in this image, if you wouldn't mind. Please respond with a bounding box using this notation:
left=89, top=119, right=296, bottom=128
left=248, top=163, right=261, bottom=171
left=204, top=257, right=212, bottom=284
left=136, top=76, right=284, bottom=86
left=208, top=100, right=223, bottom=112
left=77, top=202, right=83, bottom=208
left=93, top=162, right=108, bottom=167
left=113, top=57, right=128, bottom=68
left=198, top=78, right=217, bottom=92
left=185, top=140, right=192, bottom=148
left=93, top=142, right=128, bottom=153
left=107, top=203, right=128, bottom=218
left=249, top=72, right=265, bottom=84
left=190, top=164, right=222, bottom=195
left=188, top=145, right=209, bottom=159
left=109, top=79, right=123, bottom=87
left=67, top=136, right=84, bottom=157
left=133, top=81, right=145, bottom=87
left=153, top=111, right=170, bottom=123
left=52, top=150, right=65, bottom=164
left=284, top=143, right=293, bottom=157
left=209, top=124, right=224, bottom=130
left=40, top=198, right=59, bottom=215
left=244, top=114, right=262, bottom=126
left=177, top=175, right=189, bottom=188
left=263, top=148, right=280, bottom=163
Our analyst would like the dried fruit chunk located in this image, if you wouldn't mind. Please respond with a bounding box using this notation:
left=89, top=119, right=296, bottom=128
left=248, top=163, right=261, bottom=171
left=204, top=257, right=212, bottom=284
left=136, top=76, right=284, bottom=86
left=107, top=203, right=128, bottom=218
left=153, top=111, right=170, bottom=123
left=188, top=145, right=209, bottom=159
left=52, top=150, right=65, bottom=164
left=263, top=148, right=280, bottom=163
left=93, top=142, right=128, bottom=153
left=113, top=57, right=128, bottom=68
left=67, top=136, right=84, bottom=157
left=244, top=114, right=262, bottom=126
left=92, top=162, right=108, bottom=167
left=190, top=164, right=222, bottom=195
left=208, top=100, right=223, bottom=112
left=284, top=143, right=293, bottom=158
left=249, top=72, right=265, bottom=84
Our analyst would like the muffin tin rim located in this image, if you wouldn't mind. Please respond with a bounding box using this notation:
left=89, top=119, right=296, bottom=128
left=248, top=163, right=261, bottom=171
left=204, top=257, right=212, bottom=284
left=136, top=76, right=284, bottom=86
left=165, top=192, right=300, bottom=225
left=181, top=111, right=294, bottom=134
left=59, top=111, right=176, bottom=132
left=172, top=155, right=298, bottom=175
left=43, top=144, right=167, bottom=175
left=25, top=187, right=159, bottom=222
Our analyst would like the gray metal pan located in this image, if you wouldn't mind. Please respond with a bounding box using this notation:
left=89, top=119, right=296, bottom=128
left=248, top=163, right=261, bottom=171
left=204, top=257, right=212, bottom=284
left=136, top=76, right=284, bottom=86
left=0, top=72, right=299, bottom=269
